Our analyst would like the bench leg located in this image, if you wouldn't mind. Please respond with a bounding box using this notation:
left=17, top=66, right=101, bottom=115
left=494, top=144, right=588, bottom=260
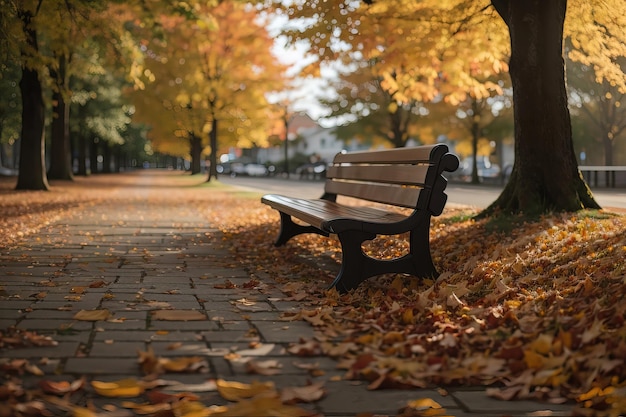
left=274, top=212, right=329, bottom=246
left=330, top=217, right=438, bottom=293
left=329, top=230, right=377, bottom=293
left=407, top=217, right=438, bottom=278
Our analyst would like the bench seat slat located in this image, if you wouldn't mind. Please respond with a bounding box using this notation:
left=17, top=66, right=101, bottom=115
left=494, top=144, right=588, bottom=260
left=261, top=194, right=409, bottom=232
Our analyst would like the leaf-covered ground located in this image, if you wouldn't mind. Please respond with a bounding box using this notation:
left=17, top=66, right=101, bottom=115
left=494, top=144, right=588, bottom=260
left=210, top=186, right=626, bottom=416
left=1, top=173, right=625, bottom=416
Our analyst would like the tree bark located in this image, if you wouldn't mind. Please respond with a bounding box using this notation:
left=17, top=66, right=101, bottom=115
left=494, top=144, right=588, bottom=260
left=76, top=132, right=88, bottom=176
left=48, top=54, right=74, bottom=180
left=15, top=8, right=49, bottom=191
left=603, top=135, right=614, bottom=166
left=90, top=137, right=99, bottom=174
left=189, top=133, right=202, bottom=174
left=207, top=118, right=219, bottom=182
left=487, top=0, right=599, bottom=215
left=102, top=142, right=111, bottom=173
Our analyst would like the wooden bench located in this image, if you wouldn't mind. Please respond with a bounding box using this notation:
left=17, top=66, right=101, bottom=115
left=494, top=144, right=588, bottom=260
left=261, top=144, right=460, bottom=293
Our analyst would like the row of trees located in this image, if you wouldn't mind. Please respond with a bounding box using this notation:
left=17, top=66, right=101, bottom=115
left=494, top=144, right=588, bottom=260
left=321, top=48, right=625, bottom=178
left=1, top=0, right=290, bottom=189
left=2, top=0, right=626, bottom=214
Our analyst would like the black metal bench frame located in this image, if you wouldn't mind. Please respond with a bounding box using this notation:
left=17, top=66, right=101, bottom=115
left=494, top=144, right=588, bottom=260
left=261, top=144, right=459, bottom=293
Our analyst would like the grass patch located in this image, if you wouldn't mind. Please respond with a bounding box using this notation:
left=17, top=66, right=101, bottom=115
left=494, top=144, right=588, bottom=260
left=575, top=209, right=618, bottom=220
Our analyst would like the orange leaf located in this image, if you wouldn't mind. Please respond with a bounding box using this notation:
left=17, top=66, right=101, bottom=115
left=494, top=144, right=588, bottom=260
left=216, top=379, right=276, bottom=401
left=91, top=378, right=144, bottom=397
left=152, top=310, right=206, bottom=321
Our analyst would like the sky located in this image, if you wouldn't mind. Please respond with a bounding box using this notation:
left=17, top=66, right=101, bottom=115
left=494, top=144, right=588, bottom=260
left=263, top=13, right=338, bottom=124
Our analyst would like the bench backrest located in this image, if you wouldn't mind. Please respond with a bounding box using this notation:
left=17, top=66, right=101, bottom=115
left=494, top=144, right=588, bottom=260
left=324, top=144, right=460, bottom=215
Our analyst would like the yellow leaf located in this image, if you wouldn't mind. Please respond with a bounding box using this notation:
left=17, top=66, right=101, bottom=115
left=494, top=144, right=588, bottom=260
left=152, top=310, right=206, bottom=321
left=91, top=378, right=144, bottom=397
left=390, top=276, right=404, bottom=292
left=529, top=333, right=553, bottom=355
left=214, top=396, right=314, bottom=417
left=402, top=308, right=414, bottom=324
left=73, top=309, right=111, bottom=321
left=72, top=406, right=99, bottom=417
left=523, top=350, right=544, bottom=369
left=382, top=331, right=405, bottom=345
left=216, top=379, right=276, bottom=401
left=172, top=400, right=226, bottom=416
left=162, top=356, right=205, bottom=372
left=406, top=397, right=443, bottom=409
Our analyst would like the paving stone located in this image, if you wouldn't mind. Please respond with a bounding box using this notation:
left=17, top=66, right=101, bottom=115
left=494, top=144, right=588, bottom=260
left=253, top=320, right=318, bottom=343
left=64, top=357, right=140, bottom=374
left=16, top=318, right=93, bottom=331
left=99, top=319, right=147, bottom=330
left=316, top=380, right=457, bottom=415
left=201, top=330, right=258, bottom=343
left=149, top=320, right=218, bottom=331
left=89, top=341, right=146, bottom=357
left=0, top=341, right=80, bottom=359
left=450, top=390, right=574, bottom=415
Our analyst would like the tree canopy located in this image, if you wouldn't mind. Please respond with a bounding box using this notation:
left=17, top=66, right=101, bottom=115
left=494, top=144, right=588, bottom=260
left=270, top=0, right=626, bottom=214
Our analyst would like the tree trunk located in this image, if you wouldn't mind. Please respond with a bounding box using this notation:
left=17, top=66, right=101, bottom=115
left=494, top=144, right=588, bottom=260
left=603, top=135, right=614, bottom=166
left=487, top=0, right=599, bottom=215
left=15, top=8, right=49, bottom=191
left=74, top=103, right=88, bottom=176
left=48, top=54, right=74, bottom=180
left=283, top=115, right=289, bottom=177
left=470, top=119, right=480, bottom=184
left=190, top=133, right=202, bottom=174
left=90, top=138, right=99, bottom=174
left=207, top=118, right=219, bottom=182
left=76, top=132, right=88, bottom=176
left=102, top=143, right=111, bottom=173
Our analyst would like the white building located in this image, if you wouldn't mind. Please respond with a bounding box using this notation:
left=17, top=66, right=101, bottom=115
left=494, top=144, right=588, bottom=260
left=256, top=115, right=363, bottom=166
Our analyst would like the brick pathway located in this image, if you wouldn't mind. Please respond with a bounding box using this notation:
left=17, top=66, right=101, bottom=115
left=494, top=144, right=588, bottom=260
left=0, top=172, right=575, bottom=416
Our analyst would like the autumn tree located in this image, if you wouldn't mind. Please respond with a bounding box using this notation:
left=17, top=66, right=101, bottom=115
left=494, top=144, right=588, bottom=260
left=132, top=2, right=285, bottom=180
left=270, top=0, right=626, bottom=214
left=322, top=59, right=431, bottom=148
left=0, top=61, right=21, bottom=170
left=3, top=0, right=50, bottom=190
left=1, top=0, right=149, bottom=188
left=567, top=56, right=626, bottom=166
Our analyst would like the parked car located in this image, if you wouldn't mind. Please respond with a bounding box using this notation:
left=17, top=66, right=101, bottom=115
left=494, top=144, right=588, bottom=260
left=295, top=161, right=327, bottom=180
left=217, top=162, right=268, bottom=177
left=454, top=156, right=501, bottom=182
left=244, top=164, right=268, bottom=176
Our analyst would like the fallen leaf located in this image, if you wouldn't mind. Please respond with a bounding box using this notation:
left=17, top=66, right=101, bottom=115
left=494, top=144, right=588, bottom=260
left=215, top=396, right=316, bottom=417
left=39, top=378, right=86, bottom=395
left=73, top=309, right=111, bottom=321
left=216, top=379, right=276, bottom=401
left=245, top=359, right=282, bottom=375
left=91, top=378, right=145, bottom=397
left=280, top=382, right=326, bottom=403
left=152, top=310, right=206, bottom=321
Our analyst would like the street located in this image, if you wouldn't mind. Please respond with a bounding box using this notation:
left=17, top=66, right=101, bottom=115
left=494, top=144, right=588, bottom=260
left=219, top=175, right=626, bottom=210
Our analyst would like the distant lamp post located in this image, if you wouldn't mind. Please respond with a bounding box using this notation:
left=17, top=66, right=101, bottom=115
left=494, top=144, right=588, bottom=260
left=283, top=113, right=289, bottom=178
